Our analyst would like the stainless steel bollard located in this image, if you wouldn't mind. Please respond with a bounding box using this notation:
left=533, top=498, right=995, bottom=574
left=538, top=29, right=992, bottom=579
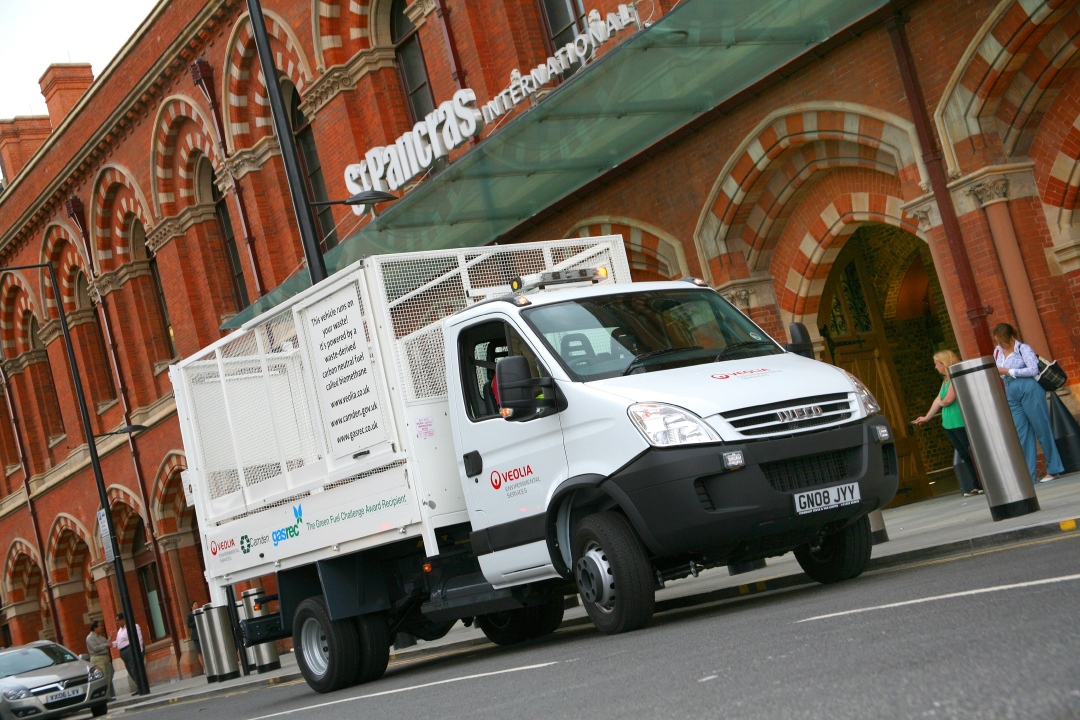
left=868, top=509, right=888, bottom=544
left=950, top=357, right=1039, bottom=520
left=203, top=605, right=241, bottom=682
left=193, top=606, right=218, bottom=683
left=241, top=587, right=282, bottom=673
left=235, top=600, right=256, bottom=673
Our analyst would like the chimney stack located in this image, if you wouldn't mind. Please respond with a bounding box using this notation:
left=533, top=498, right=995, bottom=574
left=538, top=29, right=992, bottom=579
left=39, top=63, right=95, bottom=128
left=0, top=117, right=53, bottom=181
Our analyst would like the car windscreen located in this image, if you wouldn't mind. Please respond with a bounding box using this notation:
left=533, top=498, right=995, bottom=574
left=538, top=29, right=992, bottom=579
left=521, top=288, right=782, bottom=381
left=0, top=645, right=77, bottom=678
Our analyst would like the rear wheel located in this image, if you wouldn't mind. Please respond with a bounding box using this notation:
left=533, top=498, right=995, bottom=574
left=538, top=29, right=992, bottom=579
left=526, top=597, right=565, bottom=639
left=795, top=514, right=872, bottom=584
left=573, top=512, right=655, bottom=634
left=353, top=613, right=390, bottom=685
left=476, top=609, right=532, bottom=645
left=293, top=596, right=360, bottom=693
left=91, top=704, right=108, bottom=717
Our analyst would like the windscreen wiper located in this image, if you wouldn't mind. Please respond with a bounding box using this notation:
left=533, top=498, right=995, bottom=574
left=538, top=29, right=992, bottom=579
left=714, top=340, right=777, bottom=361
left=622, top=346, right=704, bottom=375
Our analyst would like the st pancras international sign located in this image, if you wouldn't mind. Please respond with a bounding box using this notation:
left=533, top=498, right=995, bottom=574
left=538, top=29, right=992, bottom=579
left=343, top=4, right=641, bottom=208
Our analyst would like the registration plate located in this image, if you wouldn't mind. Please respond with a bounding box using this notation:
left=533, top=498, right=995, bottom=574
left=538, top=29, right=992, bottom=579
left=44, top=687, right=83, bottom=704
left=794, top=482, right=860, bottom=515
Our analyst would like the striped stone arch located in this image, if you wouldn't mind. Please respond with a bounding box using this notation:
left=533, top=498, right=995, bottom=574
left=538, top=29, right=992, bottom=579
left=696, top=104, right=925, bottom=283
left=40, top=223, right=91, bottom=320
left=567, top=217, right=690, bottom=281
left=223, top=10, right=315, bottom=153
left=151, top=95, right=222, bottom=219
left=313, top=0, right=373, bottom=69
left=105, top=485, right=148, bottom=556
left=0, top=271, right=42, bottom=358
left=3, top=538, right=42, bottom=604
left=151, top=451, right=189, bottom=532
left=45, top=514, right=95, bottom=580
left=936, top=0, right=1080, bottom=174
left=776, top=192, right=922, bottom=328
left=89, top=165, right=155, bottom=272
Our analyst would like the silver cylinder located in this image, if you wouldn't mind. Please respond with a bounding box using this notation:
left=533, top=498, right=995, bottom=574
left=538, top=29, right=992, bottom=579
left=193, top=607, right=217, bottom=683
left=236, top=600, right=256, bottom=671
left=868, top=509, right=888, bottom=544
left=949, top=357, right=1039, bottom=520
left=241, top=587, right=282, bottom=673
left=203, top=605, right=240, bottom=681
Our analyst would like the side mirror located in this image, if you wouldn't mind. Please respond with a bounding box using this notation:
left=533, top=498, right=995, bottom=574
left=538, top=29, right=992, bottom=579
left=495, top=355, right=557, bottom=421
left=784, top=322, right=815, bottom=359
left=78, top=654, right=91, bottom=662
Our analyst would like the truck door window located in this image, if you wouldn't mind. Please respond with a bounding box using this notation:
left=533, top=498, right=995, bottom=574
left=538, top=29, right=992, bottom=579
left=459, top=321, right=547, bottom=421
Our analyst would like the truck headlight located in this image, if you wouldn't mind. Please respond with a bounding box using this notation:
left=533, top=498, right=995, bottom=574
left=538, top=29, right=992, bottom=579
left=846, top=372, right=881, bottom=415
left=3, top=687, right=31, bottom=701
left=628, top=403, right=720, bottom=446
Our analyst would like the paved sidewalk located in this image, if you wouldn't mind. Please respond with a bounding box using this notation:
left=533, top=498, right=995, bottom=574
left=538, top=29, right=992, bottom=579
left=112, top=471, right=1080, bottom=714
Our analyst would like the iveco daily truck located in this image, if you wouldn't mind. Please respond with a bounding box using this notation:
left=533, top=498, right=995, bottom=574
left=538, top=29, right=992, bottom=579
left=170, top=236, right=898, bottom=693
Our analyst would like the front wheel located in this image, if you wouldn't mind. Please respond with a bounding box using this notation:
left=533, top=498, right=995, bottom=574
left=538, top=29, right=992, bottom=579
left=293, top=596, right=360, bottom=693
left=91, top=704, right=108, bottom=717
left=572, top=512, right=655, bottom=634
left=794, top=513, right=872, bottom=584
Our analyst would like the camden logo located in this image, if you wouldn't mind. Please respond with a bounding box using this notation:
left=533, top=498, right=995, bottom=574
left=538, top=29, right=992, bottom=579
left=240, top=533, right=270, bottom=554
left=209, top=538, right=236, bottom=556
left=271, top=505, right=304, bottom=547
left=490, top=465, right=533, bottom=490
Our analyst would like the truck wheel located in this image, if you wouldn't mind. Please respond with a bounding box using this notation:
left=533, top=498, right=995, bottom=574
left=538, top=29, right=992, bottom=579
left=526, top=597, right=565, bottom=639
left=476, top=609, right=532, bottom=645
left=573, top=512, right=655, bottom=634
left=795, top=513, right=872, bottom=584
left=353, top=613, right=390, bottom=684
left=293, top=596, right=361, bottom=693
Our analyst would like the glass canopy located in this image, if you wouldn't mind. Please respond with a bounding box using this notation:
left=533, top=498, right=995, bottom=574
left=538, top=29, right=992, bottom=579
left=225, top=0, right=889, bottom=328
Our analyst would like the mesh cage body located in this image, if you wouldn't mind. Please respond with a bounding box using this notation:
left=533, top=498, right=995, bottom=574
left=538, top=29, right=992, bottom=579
left=370, top=237, right=630, bottom=406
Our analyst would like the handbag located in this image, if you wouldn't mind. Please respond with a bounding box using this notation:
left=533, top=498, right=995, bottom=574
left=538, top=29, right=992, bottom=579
left=1036, top=356, right=1068, bottom=391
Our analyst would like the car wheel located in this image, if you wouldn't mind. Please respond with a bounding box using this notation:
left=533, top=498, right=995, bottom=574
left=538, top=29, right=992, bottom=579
left=91, top=703, right=108, bottom=717
left=794, top=513, right=873, bottom=584
left=572, top=512, right=655, bottom=634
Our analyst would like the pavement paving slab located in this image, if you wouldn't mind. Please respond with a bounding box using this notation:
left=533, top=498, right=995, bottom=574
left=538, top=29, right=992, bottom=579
left=112, top=471, right=1080, bottom=714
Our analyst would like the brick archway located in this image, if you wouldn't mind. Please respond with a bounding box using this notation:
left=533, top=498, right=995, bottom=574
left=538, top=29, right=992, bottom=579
left=151, top=95, right=222, bottom=219
left=151, top=451, right=189, bottom=534
left=40, top=223, right=91, bottom=320
left=223, top=10, right=315, bottom=153
left=696, top=104, right=924, bottom=284
left=89, top=165, right=154, bottom=272
left=3, top=539, right=42, bottom=605
left=313, top=0, right=373, bottom=70
left=0, top=271, right=41, bottom=358
left=566, top=217, right=690, bottom=281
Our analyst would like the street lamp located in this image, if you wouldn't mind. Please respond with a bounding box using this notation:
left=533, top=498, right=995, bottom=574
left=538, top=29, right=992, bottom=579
left=0, top=262, right=152, bottom=696
left=309, top=189, right=397, bottom=209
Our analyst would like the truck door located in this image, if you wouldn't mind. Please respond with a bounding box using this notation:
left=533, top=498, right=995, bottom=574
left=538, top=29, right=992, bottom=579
left=449, top=317, right=567, bottom=587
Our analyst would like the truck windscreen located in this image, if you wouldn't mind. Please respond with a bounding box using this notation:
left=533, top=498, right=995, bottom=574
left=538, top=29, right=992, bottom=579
left=521, top=289, right=783, bottom=381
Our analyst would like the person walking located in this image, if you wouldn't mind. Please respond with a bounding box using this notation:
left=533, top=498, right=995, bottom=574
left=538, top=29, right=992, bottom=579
left=85, top=620, right=115, bottom=700
left=110, top=612, right=146, bottom=696
left=914, top=349, right=983, bottom=497
left=993, top=323, right=1065, bottom=484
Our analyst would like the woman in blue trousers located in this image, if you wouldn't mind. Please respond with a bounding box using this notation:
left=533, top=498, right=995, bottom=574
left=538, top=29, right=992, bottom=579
left=993, top=324, right=1064, bottom=483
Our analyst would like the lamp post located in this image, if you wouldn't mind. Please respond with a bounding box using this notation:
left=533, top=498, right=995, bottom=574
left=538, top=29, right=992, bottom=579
left=308, top=189, right=397, bottom=214
left=1, top=262, right=151, bottom=695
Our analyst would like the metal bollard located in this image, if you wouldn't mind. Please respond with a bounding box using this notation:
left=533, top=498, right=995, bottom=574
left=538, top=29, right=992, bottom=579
left=241, top=588, right=281, bottom=673
left=203, top=605, right=241, bottom=682
left=235, top=600, right=257, bottom=673
left=950, top=357, right=1039, bottom=520
left=868, top=509, right=888, bottom=544
left=193, top=607, right=218, bottom=683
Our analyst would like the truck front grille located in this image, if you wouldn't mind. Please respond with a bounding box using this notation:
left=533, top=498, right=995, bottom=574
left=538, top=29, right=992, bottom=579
left=762, top=449, right=851, bottom=492
left=720, top=393, right=852, bottom=437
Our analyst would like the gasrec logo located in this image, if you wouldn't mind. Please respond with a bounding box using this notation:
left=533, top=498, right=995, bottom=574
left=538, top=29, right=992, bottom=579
left=272, top=505, right=304, bottom=547
left=209, top=538, right=235, bottom=556
left=490, top=465, right=533, bottom=490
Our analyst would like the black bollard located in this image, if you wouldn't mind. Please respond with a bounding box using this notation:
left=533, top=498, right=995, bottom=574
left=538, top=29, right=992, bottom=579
left=1049, top=392, right=1080, bottom=474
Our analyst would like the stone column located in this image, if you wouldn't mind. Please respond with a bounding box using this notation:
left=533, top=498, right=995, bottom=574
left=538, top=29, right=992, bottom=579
left=159, top=534, right=202, bottom=678
left=969, top=177, right=1051, bottom=358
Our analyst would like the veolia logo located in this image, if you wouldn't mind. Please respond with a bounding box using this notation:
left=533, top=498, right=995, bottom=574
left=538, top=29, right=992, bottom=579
left=711, top=368, right=771, bottom=380
left=490, top=465, right=534, bottom=490
left=209, top=538, right=235, bottom=556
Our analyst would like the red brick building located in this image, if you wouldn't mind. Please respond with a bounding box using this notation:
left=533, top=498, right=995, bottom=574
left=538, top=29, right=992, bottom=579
left=0, top=0, right=1077, bottom=683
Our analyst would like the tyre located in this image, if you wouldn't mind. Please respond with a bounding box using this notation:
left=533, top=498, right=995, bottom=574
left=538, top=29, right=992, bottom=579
left=476, top=609, right=532, bottom=645
left=794, top=513, right=873, bottom=584
left=293, top=596, right=361, bottom=693
left=91, top=703, right=108, bottom=717
left=526, top=596, right=565, bottom=639
left=572, top=512, right=655, bottom=634
left=354, top=613, right=390, bottom=685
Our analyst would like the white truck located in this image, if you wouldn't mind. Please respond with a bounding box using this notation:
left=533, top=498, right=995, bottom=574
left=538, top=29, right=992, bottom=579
left=171, top=237, right=898, bottom=693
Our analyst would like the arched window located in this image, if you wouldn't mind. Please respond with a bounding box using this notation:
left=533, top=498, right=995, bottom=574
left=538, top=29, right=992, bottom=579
left=391, top=0, right=435, bottom=123
left=197, top=158, right=248, bottom=310
left=132, top=220, right=177, bottom=359
left=285, top=83, right=338, bottom=252
left=75, top=271, right=116, bottom=401
left=27, top=316, right=42, bottom=350
left=540, top=0, right=586, bottom=74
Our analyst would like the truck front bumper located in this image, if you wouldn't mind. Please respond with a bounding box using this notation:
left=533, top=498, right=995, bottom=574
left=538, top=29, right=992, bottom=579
left=605, top=416, right=898, bottom=559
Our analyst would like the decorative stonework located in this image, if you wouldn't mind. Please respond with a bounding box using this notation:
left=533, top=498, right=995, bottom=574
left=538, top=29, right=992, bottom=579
left=146, top=203, right=217, bottom=254
left=2, top=349, right=49, bottom=376
left=226, top=134, right=282, bottom=181
left=946, top=163, right=1037, bottom=216
left=91, top=259, right=152, bottom=299
left=901, top=194, right=941, bottom=230
left=715, top=275, right=777, bottom=311
left=404, top=0, right=437, bottom=28
left=968, top=176, right=1009, bottom=208
left=299, top=48, right=397, bottom=118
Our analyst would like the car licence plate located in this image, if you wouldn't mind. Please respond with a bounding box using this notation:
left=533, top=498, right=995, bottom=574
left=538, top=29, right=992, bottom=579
left=794, top=482, right=860, bottom=515
left=44, top=687, right=83, bottom=704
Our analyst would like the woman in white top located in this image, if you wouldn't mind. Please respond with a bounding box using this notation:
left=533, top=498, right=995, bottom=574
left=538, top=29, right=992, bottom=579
left=993, top=323, right=1064, bottom=484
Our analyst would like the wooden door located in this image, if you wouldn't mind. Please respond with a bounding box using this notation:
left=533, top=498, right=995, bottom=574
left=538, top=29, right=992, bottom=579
left=819, top=248, right=929, bottom=504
